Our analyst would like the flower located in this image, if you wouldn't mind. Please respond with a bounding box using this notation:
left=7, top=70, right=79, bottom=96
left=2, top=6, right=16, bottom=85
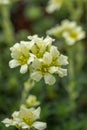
left=30, top=46, right=68, bottom=85
left=26, top=95, right=40, bottom=107
left=0, top=0, right=10, bottom=4
left=46, top=0, right=64, bottom=13
left=28, top=35, right=54, bottom=59
left=47, top=20, right=85, bottom=45
left=62, top=27, right=85, bottom=45
left=9, top=41, right=35, bottom=73
left=2, top=107, right=47, bottom=130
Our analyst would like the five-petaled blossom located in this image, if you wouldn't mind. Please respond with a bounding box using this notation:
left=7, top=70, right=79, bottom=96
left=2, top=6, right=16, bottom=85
left=9, top=41, right=35, bottom=73
left=46, top=0, right=64, bottom=13
left=2, top=106, right=47, bottom=130
left=47, top=20, right=85, bottom=45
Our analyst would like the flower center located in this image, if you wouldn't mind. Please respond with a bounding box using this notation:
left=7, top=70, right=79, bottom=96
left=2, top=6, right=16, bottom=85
left=17, top=48, right=29, bottom=65
left=70, top=32, right=78, bottom=39
left=31, top=44, right=45, bottom=58
left=39, top=64, right=50, bottom=75
left=23, top=112, right=35, bottom=126
left=18, top=55, right=29, bottom=65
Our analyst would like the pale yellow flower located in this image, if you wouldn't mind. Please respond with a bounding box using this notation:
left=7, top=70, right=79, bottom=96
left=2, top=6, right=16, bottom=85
left=62, top=27, right=85, bottom=45
left=0, top=0, right=10, bottom=4
left=28, top=35, right=54, bottom=59
left=2, top=107, right=47, bottom=130
left=9, top=41, right=35, bottom=73
left=24, top=78, right=35, bottom=91
left=26, top=95, right=40, bottom=107
left=47, top=20, right=85, bottom=45
left=46, top=0, right=64, bottom=13
left=30, top=46, right=68, bottom=85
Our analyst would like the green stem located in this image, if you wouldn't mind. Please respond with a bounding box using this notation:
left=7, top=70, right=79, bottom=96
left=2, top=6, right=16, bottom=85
left=67, top=46, right=77, bottom=102
left=66, top=0, right=84, bottom=103
left=45, top=83, right=58, bottom=101
left=21, top=78, right=35, bottom=104
left=71, top=0, right=83, bottom=21
left=75, top=42, right=84, bottom=75
left=0, top=4, right=15, bottom=45
left=67, top=46, right=75, bottom=80
left=65, top=0, right=74, bottom=15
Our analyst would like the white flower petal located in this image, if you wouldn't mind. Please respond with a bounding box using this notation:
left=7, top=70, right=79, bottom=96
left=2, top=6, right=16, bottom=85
left=49, top=66, right=58, bottom=74
left=50, top=46, right=60, bottom=58
left=28, top=54, right=35, bottom=64
left=44, top=36, right=54, bottom=45
left=43, top=52, right=52, bottom=65
left=2, top=118, right=13, bottom=127
left=21, top=122, right=30, bottom=129
left=9, top=59, right=20, bottom=68
left=78, top=31, right=86, bottom=40
left=10, top=43, right=20, bottom=51
left=12, top=111, right=19, bottom=118
left=57, top=68, right=67, bottom=77
left=58, top=54, right=68, bottom=65
left=20, top=65, right=28, bottom=74
left=32, top=121, right=47, bottom=130
left=34, top=107, right=41, bottom=120
left=30, top=71, right=42, bottom=82
left=31, top=59, right=41, bottom=70
left=44, top=73, right=56, bottom=85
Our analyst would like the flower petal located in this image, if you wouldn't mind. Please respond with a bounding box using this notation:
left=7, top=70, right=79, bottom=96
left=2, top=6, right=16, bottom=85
left=31, top=59, right=41, bottom=70
left=58, top=54, right=68, bottom=65
left=32, top=121, right=47, bottom=130
left=30, top=71, right=42, bottom=82
left=57, top=68, right=67, bottom=77
left=49, top=66, right=58, bottom=74
left=44, top=35, right=54, bottom=45
left=43, top=52, right=52, bottom=65
left=9, top=59, right=19, bottom=68
left=28, top=53, right=35, bottom=64
left=34, top=107, right=41, bottom=120
left=10, top=43, right=20, bottom=51
left=50, top=46, right=60, bottom=58
left=12, top=111, right=19, bottom=118
left=44, top=73, right=56, bottom=85
left=20, top=65, right=28, bottom=74
left=2, top=118, right=13, bottom=127
left=21, top=122, right=30, bottom=129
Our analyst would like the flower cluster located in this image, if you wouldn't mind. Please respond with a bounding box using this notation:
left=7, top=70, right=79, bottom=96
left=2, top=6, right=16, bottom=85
left=46, top=0, right=64, bottom=13
left=9, top=35, right=68, bottom=85
left=47, top=20, right=85, bottom=45
left=2, top=106, right=47, bottom=130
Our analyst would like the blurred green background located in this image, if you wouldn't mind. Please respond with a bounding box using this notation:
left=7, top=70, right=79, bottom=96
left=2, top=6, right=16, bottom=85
left=0, top=0, right=87, bottom=130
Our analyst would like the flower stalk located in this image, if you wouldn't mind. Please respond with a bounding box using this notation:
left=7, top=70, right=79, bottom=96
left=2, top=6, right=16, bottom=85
left=67, top=46, right=77, bottom=101
left=21, top=78, right=35, bottom=104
